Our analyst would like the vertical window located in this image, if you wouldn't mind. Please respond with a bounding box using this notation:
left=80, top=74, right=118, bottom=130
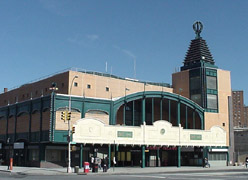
left=207, top=94, right=218, bottom=109
left=87, top=84, right=91, bottom=89
left=74, top=82, right=78, bottom=87
left=206, top=76, right=217, bottom=90
left=106, top=87, right=109, bottom=92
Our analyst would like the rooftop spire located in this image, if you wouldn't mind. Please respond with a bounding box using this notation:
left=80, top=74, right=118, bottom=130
left=181, top=21, right=217, bottom=71
left=193, top=21, right=203, bottom=39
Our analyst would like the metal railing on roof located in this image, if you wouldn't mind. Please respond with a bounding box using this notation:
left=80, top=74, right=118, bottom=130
left=0, top=67, right=171, bottom=94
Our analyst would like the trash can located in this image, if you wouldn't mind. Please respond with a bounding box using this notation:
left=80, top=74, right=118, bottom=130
left=92, top=163, right=98, bottom=173
left=74, top=166, right=79, bottom=173
left=84, top=162, right=90, bottom=173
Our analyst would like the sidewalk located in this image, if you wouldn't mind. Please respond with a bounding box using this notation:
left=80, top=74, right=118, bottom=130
left=0, top=165, right=246, bottom=176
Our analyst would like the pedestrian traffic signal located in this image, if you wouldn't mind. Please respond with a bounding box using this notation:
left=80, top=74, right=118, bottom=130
left=61, top=111, right=66, bottom=120
left=67, top=111, right=71, bottom=120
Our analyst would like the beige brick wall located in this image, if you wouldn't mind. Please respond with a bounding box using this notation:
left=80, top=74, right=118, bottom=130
left=68, top=71, right=173, bottom=99
left=1, top=70, right=172, bottom=107
left=55, top=111, right=81, bottom=130
left=205, top=69, right=231, bottom=146
left=0, top=71, right=69, bottom=107
left=85, top=110, right=109, bottom=124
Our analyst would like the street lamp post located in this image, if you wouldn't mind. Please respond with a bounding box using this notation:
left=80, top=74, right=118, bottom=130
left=67, top=75, right=78, bottom=173
left=7, top=138, right=10, bottom=170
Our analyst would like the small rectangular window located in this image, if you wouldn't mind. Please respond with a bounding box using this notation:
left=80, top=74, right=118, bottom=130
left=106, top=87, right=109, bottom=91
left=222, top=123, right=225, bottom=127
left=207, top=94, right=218, bottom=109
left=74, top=82, right=78, bottom=87
left=206, top=76, right=217, bottom=90
left=87, top=84, right=91, bottom=89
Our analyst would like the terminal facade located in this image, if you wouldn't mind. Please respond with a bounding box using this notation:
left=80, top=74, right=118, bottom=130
left=0, top=22, right=232, bottom=168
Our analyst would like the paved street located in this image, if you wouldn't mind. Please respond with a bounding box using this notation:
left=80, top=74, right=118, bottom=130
left=0, top=167, right=248, bottom=180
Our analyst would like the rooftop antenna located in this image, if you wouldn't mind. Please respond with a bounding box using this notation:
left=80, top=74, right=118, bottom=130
left=134, top=58, right=136, bottom=79
left=105, top=62, right=108, bottom=73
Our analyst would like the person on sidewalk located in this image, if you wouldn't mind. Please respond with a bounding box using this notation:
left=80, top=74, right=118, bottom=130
left=98, top=158, right=102, bottom=170
left=204, top=158, right=210, bottom=168
left=105, top=156, right=109, bottom=170
left=103, top=158, right=107, bottom=172
left=90, top=156, right=94, bottom=170
left=245, top=157, right=248, bottom=168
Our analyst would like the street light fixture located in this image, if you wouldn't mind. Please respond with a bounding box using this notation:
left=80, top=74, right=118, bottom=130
left=67, top=75, right=78, bottom=173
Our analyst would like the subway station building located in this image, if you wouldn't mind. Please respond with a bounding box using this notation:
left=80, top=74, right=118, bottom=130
left=0, top=22, right=233, bottom=168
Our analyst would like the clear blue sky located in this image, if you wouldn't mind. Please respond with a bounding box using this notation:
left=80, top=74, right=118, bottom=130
left=0, top=0, right=248, bottom=103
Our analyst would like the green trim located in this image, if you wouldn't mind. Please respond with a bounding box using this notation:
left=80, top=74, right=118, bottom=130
left=193, top=111, right=195, bottom=129
left=54, top=130, right=69, bottom=142
left=185, top=106, right=188, bottom=129
left=177, top=102, right=180, bottom=125
left=108, top=144, right=111, bottom=168
left=80, top=144, right=83, bottom=168
left=160, top=98, right=163, bottom=120
left=123, top=104, right=126, bottom=125
left=152, top=98, right=154, bottom=124
left=169, top=99, right=171, bottom=123
left=205, top=109, right=218, bottom=113
left=142, top=98, right=145, bottom=124
left=177, top=146, right=181, bottom=167
left=141, top=145, right=145, bottom=168
left=132, top=101, right=135, bottom=126
left=207, top=89, right=218, bottom=94
left=206, top=69, right=217, bottom=77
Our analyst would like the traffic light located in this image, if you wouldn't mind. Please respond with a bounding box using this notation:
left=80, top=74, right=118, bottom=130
left=61, top=111, right=66, bottom=120
left=72, top=126, right=75, bottom=134
left=67, top=111, right=71, bottom=120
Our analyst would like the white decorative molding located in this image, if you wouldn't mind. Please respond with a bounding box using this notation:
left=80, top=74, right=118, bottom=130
left=72, top=118, right=226, bottom=147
